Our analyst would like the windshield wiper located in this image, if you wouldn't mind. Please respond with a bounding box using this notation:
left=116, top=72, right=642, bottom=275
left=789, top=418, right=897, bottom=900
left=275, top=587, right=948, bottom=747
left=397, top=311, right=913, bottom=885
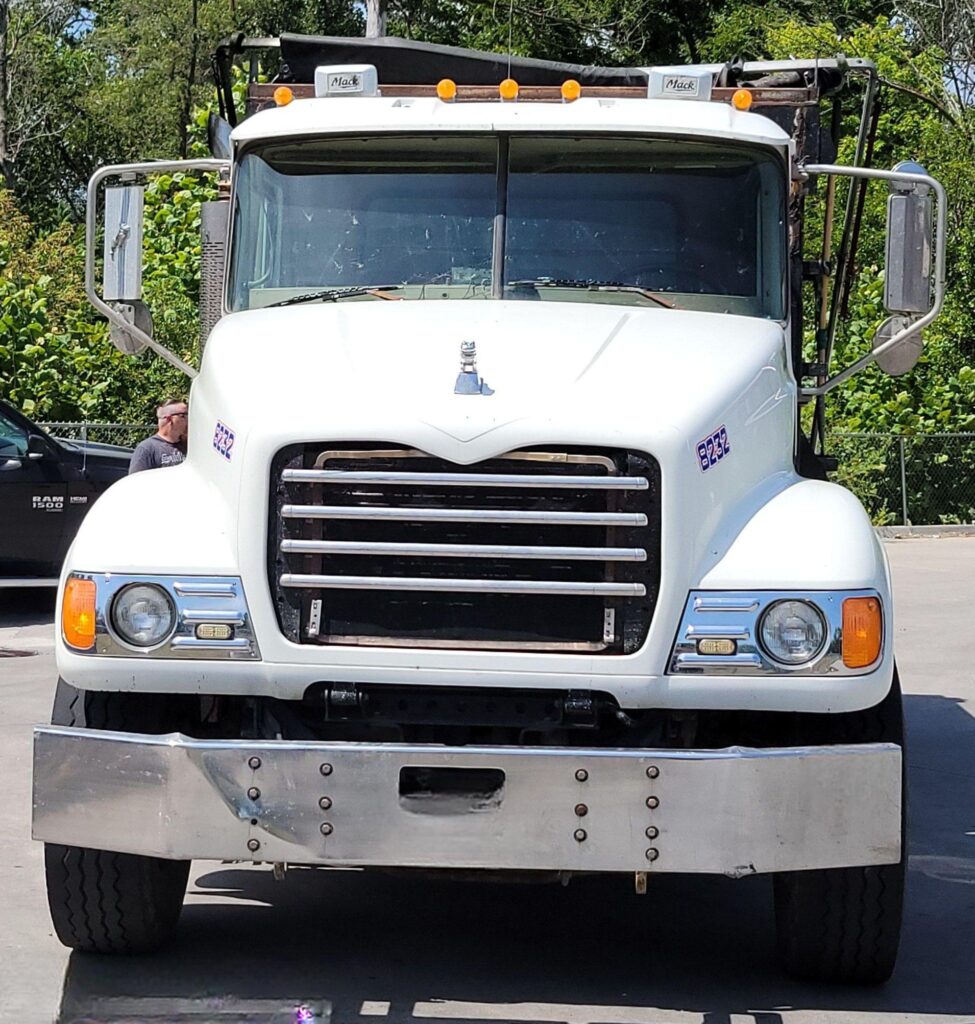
left=508, top=278, right=678, bottom=309
left=267, top=286, right=402, bottom=308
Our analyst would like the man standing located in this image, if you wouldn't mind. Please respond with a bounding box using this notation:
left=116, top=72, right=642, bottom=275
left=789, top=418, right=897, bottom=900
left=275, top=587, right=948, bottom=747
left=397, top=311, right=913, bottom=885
left=128, top=399, right=188, bottom=474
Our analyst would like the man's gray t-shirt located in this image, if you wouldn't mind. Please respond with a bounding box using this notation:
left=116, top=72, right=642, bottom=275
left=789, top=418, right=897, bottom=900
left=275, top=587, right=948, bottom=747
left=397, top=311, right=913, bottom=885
left=128, top=435, right=186, bottom=474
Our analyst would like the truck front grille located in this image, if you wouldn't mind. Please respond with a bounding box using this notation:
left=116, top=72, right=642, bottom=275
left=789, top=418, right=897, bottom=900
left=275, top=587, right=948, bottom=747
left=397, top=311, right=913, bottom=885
left=269, top=445, right=660, bottom=653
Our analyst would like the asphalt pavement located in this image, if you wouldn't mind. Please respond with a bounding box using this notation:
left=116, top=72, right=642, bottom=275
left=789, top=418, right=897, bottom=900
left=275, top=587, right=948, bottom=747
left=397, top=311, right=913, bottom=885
left=0, top=538, right=973, bottom=1024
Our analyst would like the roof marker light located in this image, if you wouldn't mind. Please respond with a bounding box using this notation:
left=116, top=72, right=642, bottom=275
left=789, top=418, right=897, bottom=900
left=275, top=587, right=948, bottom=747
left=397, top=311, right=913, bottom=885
left=499, top=78, right=519, bottom=101
left=437, top=78, right=457, bottom=102
left=732, top=88, right=753, bottom=111
left=273, top=86, right=294, bottom=107
left=561, top=79, right=581, bottom=102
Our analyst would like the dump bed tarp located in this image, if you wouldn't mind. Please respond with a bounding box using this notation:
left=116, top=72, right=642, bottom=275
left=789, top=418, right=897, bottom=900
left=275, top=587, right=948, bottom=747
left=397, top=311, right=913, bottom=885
left=278, top=34, right=649, bottom=87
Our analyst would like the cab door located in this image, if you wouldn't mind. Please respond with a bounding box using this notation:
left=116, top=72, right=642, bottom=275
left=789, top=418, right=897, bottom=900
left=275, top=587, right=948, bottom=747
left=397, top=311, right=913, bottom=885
left=0, top=407, right=69, bottom=579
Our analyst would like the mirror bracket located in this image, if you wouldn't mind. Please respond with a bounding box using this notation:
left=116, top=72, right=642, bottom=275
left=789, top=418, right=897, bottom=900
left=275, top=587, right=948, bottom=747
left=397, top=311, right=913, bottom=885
left=86, top=159, right=230, bottom=379
left=799, top=162, right=946, bottom=397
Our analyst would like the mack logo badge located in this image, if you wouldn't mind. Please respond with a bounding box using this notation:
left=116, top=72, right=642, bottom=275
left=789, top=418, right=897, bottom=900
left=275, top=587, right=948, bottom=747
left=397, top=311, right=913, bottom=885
left=697, top=425, right=731, bottom=472
left=328, top=72, right=362, bottom=93
left=33, top=494, right=64, bottom=512
left=663, top=76, right=699, bottom=97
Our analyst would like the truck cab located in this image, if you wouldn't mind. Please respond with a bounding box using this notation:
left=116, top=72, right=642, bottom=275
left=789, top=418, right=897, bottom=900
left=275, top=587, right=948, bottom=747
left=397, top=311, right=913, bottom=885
left=33, top=38, right=945, bottom=984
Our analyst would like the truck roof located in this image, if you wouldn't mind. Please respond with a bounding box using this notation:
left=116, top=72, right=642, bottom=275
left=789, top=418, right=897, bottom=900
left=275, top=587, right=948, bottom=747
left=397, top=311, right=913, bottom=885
left=230, top=94, right=792, bottom=148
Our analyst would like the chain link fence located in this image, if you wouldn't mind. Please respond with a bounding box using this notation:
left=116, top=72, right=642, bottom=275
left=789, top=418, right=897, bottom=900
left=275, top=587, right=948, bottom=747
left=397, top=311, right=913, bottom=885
left=40, top=422, right=152, bottom=450
left=829, top=433, right=975, bottom=526
left=37, top=423, right=975, bottom=526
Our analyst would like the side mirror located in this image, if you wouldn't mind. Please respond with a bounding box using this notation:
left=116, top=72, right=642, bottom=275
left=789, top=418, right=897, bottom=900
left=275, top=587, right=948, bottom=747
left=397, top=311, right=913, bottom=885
left=109, top=299, right=154, bottom=355
left=872, top=315, right=923, bottom=376
left=103, top=183, right=144, bottom=303
left=885, top=161, right=933, bottom=314
left=27, top=434, right=50, bottom=460
left=207, top=113, right=233, bottom=160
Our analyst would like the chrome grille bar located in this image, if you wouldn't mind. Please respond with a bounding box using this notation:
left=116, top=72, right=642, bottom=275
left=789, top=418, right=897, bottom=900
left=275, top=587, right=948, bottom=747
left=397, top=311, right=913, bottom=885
left=280, top=574, right=647, bottom=596
left=280, top=539, right=647, bottom=561
left=281, top=505, right=648, bottom=526
left=282, top=469, right=648, bottom=490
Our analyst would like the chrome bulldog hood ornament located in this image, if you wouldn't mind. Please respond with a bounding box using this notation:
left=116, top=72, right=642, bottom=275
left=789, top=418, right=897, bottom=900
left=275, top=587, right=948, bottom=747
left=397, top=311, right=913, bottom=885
left=453, top=340, right=494, bottom=396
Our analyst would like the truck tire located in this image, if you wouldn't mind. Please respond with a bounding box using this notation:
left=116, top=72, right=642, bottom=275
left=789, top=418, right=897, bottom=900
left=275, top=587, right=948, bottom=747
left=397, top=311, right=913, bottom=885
left=773, top=672, right=906, bottom=984
left=44, top=679, right=190, bottom=953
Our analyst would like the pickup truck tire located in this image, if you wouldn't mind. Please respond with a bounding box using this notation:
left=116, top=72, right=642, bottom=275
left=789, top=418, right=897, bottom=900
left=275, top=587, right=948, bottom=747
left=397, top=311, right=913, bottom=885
left=43, top=679, right=190, bottom=953
left=773, top=671, right=906, bottom=985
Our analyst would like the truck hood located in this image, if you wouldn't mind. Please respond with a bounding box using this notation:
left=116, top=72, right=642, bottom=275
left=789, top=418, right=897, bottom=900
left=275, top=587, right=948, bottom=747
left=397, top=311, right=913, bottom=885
left=196, top=299, right=792, bottom=462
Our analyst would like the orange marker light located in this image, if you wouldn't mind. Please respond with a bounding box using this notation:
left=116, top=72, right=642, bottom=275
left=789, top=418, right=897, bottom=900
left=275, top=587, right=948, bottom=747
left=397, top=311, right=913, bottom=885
left=731, top=88, right=753, bottom=111
left=499, top=78, right=519, bottom=101
left=273, top=86, right=294, bottom=107
left=62, top=577, right=97, bottom=651
left=561, top=79, right=581, bottom=102
left=842, top=596, right=882, bottom=668
left=437, top=78, right=457, bottom=101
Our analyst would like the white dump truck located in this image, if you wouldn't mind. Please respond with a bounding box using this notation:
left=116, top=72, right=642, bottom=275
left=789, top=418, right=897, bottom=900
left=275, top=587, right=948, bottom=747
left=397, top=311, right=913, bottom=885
left=33, top=35, right=946, bottom=983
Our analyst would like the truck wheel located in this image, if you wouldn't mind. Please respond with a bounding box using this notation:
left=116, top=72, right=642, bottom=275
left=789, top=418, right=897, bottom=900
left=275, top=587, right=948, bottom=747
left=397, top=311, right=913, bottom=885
left=773, top=672, right=906, bottom=984
left=44, top=679, right=190, bottom=953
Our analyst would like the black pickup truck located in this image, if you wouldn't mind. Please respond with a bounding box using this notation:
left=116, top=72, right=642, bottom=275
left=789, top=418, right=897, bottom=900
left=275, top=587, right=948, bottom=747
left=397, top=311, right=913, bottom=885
left=0, top=401, right=131, bottom=585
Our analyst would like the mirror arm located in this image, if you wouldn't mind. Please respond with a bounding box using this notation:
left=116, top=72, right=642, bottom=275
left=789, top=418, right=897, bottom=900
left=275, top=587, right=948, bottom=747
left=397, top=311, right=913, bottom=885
left=86, top=159, right=231, bottom=379
left=798, top=162, right=946, bottom=398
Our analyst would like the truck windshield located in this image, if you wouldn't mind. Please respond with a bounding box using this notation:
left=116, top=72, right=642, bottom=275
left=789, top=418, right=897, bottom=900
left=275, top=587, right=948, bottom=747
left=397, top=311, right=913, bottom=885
left=229, top=134, right=786, bottom=318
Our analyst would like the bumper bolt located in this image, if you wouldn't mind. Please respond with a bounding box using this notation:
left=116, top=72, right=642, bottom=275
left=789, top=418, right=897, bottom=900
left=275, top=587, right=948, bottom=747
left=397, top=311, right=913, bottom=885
left=319, top=796, right=332, bottom=811
left=248, top=756, right=262, bottom=770
left=320, top=763, right=333, bottom=777
left=574, top=768, right=588, bottom=782
left=574, top=803, right=588, bottom=817
left=645, top=826, right=659, bottom=840
left=645, top=847, right=659, bottom=862
left=646, top=795, right=659, bottom=809
left=320, top=822, right=333, bottom=836
left=573, top=828, right=587, bottom=842
left=646, top=765, right=659, bottom=779
left=247, top=838, right=260, bottom=853
left=247, top=787, right=260, bottom=800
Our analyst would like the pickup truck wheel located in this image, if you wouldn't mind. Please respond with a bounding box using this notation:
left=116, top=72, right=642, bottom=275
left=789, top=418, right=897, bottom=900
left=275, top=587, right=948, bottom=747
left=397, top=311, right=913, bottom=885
left=773, top=672, right=906, bottom=984
left=43, top=679, right=190, bottom=953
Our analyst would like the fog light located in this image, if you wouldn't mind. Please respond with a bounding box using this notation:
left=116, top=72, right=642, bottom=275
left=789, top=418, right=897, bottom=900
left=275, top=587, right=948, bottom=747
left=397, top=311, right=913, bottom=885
left=696, top=638, right=736, bottom=656
left=758, top=599, right=827, bottom=665
left=196, top=623, right=234, bottom=641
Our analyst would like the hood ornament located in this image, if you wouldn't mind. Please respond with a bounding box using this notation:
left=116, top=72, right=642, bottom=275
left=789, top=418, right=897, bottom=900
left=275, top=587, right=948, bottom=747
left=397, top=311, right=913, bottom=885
left=454, top=340, right=494, bottom=396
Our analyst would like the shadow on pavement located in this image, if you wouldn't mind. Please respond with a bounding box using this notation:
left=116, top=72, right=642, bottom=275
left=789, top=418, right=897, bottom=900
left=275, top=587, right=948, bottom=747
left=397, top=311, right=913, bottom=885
left=54, top=693, right=975, bottom=1024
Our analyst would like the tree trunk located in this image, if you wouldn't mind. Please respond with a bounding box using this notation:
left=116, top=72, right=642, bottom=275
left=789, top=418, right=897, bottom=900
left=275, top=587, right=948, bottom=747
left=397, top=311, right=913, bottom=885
left=365, top=0, right=386, bottom=38
left=0, top=1, right=10, bottom=187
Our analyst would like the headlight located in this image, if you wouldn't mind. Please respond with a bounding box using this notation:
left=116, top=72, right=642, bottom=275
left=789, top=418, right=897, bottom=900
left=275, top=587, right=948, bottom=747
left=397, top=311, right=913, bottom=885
left=111, top=584, right=176, bottom=647
left=758, top=599, right=827, bottom=665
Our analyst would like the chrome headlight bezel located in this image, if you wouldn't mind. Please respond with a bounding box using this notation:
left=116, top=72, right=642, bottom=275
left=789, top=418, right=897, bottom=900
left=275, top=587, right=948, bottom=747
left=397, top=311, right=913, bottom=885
left=669, top=589, right=882, bottom=676
left=62, top=573, right=260, bottom=660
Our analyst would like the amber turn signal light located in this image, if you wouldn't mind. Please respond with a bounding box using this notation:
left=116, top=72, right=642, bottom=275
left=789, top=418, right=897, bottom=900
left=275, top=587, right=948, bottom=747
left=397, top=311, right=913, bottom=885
left=842, top=596, right=882, bottom=668
left=731, top=88, right=753, bottom=111
left=62, top=577, right=97, bottom=651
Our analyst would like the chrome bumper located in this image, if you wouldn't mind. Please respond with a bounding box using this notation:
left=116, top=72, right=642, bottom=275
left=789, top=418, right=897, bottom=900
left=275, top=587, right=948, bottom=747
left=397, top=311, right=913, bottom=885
left=32, top=727, right=901, bottom=875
